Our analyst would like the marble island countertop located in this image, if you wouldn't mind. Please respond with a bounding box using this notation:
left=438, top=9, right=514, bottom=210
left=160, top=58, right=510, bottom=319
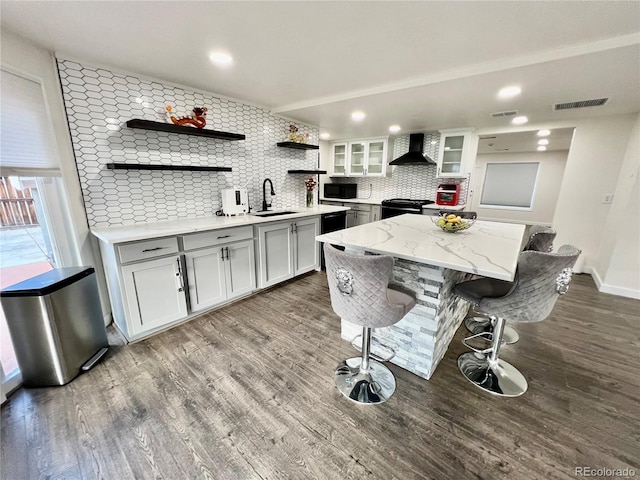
left=92, top=205, right=350, bottom=244
left=316, top=213, right=525, bottom=281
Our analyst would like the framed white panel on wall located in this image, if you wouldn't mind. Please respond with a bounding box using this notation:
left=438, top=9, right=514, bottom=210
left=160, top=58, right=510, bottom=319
left=479, top=162, right=539, bottom=210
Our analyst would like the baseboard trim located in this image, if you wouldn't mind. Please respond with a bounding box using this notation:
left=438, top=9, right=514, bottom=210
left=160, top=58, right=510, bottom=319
left=584, top=267, right=640, bottom=299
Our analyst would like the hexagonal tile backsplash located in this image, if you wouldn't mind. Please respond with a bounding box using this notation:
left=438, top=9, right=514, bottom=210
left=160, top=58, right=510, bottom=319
left=58, top=59, right=319, bottom=227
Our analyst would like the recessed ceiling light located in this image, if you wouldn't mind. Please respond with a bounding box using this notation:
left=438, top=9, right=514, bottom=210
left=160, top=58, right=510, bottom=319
left=538, top=139, right=549, bottom=146
left=498, top=86, right=522, bottom=98
left=537, top=146, right=547, bottom=151
left=351, top=111, right=366, bottom=121
left=389, top=125, right=401, bottom=133
left=537, top=129, right=551, bottom=136
left=512, top=116, right=528, bottom=125
left=209, top=52, right=233, bottom=66
left=320, top=133, right=330, bottom=140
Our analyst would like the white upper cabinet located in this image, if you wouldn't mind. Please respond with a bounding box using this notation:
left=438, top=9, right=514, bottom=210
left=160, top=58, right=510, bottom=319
left=437, top=129, right=478, bottom=178
left=330, top=138, right=388, bottom=177
left=331, top=142, right=348, bottom=175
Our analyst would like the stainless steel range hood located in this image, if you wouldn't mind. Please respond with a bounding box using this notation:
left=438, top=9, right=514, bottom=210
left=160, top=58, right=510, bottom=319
left=389, top=133, right=436, bottom=165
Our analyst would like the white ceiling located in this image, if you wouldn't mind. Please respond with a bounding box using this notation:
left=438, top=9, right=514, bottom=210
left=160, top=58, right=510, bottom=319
left=477, top=128, right=575, bottom=154
left=2, top=1, right=639, bottom=140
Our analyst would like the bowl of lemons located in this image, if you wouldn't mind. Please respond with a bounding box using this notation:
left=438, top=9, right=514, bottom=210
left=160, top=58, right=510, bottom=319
left=432, top=212, right=476, bottom=233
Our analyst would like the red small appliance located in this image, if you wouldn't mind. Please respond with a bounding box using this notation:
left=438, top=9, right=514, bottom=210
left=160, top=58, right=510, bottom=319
left=436, top=183, right=460, bottom=206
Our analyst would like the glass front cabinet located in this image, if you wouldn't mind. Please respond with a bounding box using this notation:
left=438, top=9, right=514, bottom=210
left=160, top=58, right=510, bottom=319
left=437, top=129, right=478, bottom=178
left=330, top=138, right=388, bottom=177
left=331, top=143, right=347, bottom=175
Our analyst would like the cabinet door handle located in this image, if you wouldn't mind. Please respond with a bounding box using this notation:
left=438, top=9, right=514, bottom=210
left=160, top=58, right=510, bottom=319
left=225, top=247, right=230, bottom=261
left=176, top=257, right=184, bottom=292
left=217, top=235, right=231, bottom=239
left=221, top=247, right=225, bottom=261
left=142, top=247, right=166, bottom=253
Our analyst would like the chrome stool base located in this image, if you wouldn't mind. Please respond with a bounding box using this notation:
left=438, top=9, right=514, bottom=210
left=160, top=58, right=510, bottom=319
left=464, top=316, right=520, bottom=344
left=457, top=351, right=528, bottom=397
left=334, top=357, right=396, bottom=405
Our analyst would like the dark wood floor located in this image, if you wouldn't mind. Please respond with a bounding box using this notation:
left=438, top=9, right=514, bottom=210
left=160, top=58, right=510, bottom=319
left=2, top=272, right=639, bottom=480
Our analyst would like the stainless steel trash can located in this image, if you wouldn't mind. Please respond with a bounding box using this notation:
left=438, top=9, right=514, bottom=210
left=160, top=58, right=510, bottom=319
left=0, top=267, right=108, bottom=387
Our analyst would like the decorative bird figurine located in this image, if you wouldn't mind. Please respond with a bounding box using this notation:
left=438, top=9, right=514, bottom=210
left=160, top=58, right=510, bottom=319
left=166, top=106, right=208, bottom=129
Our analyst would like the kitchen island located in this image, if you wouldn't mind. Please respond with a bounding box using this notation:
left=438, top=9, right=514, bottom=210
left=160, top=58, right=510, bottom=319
left=316, top=214, right=525, bottom=379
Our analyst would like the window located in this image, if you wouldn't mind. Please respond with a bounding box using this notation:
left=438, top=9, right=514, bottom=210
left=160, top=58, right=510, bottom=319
left=480, top=162, right=539, bottom=209
left=1, top=68, right=60, bottom=176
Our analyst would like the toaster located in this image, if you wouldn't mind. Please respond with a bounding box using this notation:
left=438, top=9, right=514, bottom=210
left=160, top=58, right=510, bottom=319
left=221, top=188, right=249, bottom=215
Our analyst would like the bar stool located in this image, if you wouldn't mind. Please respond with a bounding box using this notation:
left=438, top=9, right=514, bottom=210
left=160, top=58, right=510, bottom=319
left=454, top=245, right=580, bottom=397
left=463, top=225, right=558, bottom=344
left=323, top=243, right=416, bottom=405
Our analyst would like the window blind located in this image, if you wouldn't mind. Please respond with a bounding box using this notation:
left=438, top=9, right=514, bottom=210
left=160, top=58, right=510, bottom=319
left=480, top=162, right=539, bottom=208
left=1, top=69, right=60, bottom=176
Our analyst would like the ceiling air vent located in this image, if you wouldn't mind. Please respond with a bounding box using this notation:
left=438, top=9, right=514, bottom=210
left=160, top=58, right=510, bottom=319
left=490, top=110, right=518, bottom=118
left=553, top=98, right=609, bottom=110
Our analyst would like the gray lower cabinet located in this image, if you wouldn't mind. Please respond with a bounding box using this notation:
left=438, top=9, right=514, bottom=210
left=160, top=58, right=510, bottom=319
left=184, top=239, right=255, bottom=312
left=346, top=207, right=371, bottom=227
left=100, top=217, right=320, bottom=341
left=256, top=217, right=320, bottom=288
left=120, top=254, right=188, bottom=336
left=294, top=217, right=320, bottom=276
left=257, top=221, right=295, bottom=288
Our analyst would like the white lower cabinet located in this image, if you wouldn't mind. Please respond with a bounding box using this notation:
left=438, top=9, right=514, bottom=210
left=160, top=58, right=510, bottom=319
left=294, top=217, right=320, bottom=276
left=346, top=205, right=372, bottom=227
left=371, top=205, right=381, bottom=222
left=184, top=239, right=256, bottom=312
left=257, top=221, right=295, bottom=288
left=100, top=216, right=322, bottom=342
left=257, top=217, right=320, bottom=288
left=184, top=247, right=226, bottom=311
left=121, top=255, right=188, bottom=336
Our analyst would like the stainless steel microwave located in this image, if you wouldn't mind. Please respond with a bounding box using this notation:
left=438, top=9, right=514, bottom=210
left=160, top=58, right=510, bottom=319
left=324, top=183, right=357, bottom=199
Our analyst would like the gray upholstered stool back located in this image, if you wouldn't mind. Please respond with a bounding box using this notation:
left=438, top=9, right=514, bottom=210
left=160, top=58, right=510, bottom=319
left=524, top=225, right=556, bottom=252
left=479, top=244, right=580, bottom=323
left=324, top=243, right=410, bottom=329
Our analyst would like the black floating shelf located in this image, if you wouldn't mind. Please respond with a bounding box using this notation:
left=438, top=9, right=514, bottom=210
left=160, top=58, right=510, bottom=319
left=107, top=163, right=232, bottom=172
left=288, top=169, right=327, bottom=174
left=126, top=119, right=245, bottom=140
left=277, top=142, right=320, bottom=150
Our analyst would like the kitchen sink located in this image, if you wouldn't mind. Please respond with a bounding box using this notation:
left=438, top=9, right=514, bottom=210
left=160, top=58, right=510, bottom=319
left=251, top=210, right=298, bottom=217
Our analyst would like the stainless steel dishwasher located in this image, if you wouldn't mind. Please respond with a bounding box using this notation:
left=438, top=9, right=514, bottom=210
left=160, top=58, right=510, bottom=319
left=0, top=267, right=109, bottom=387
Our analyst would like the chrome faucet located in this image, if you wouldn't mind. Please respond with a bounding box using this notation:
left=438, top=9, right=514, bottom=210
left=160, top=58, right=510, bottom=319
left=262, top=178, right=275, bottom=211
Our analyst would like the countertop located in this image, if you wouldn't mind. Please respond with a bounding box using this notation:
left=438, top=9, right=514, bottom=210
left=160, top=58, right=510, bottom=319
left=320, top=197, right=381, bottom=205
left=92, top=205, right=350, bottom=244
left=316, top=213, right=525, bottom=281
left=321, top=197, right=467, bottom=211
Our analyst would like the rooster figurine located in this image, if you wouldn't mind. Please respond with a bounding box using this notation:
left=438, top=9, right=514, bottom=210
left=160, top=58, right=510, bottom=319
left=166, top=106, right=208, bottom=129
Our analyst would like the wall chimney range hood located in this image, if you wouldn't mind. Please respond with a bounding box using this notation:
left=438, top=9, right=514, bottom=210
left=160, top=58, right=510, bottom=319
left=389, top=133, right=436, bottom=165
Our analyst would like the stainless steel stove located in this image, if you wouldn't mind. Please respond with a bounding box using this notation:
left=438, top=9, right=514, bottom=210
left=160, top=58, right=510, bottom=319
left=381, top=198, right=435, bottom=219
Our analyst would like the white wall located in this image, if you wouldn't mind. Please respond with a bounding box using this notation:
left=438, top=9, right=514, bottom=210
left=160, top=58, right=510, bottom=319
left=470, top=150, right=568, bottom=225
left=552, top=114, right=637, bottom=275
left=56, top=59, right=319, bottom=228
left=0, top=31, right=112, bottom=320
left=593, top=113, right=640, bottom=298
